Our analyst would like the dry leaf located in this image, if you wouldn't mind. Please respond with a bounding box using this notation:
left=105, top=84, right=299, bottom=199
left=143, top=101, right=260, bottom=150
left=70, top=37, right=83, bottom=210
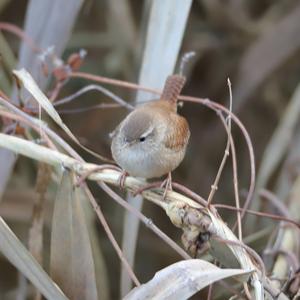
left=50, top=170, right=98, bottom=300
left=28, top=163, right=52, bottom=300
left=124, top=259, right=252, bottom=300
left=0, top=217, right=67, bottom=300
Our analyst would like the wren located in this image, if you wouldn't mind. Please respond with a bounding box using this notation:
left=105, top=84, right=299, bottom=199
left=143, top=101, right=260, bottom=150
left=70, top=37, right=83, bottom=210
left=111, top=75, right=190, bottom=181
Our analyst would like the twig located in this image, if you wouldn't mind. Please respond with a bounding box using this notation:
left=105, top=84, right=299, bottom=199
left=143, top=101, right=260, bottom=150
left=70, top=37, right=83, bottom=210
left=0, top=88, right=9, bottom=100
left=204, top=79, right=243, bottom=241
left=226, top=79, right=243, bottom=241
left=0, top=97, right=80, bottom=160
left=58, top=103, right=122, bottom=114
left=259, top=189, right=291, bottom=218
left=171, top=182, right=207, bottom=207
left=99, top=182, right=191, bottom=260
left=181, top=95, right=256, bottom=224
left=207, top=283, right=213, bottom=300
left=207, top=79, right=232, bottom=206
left=0, top=133, right=271, bottom=297
left=54, top=84, right=134, bottom=110
left=0, top=110, right=55, bottom=150
left=214, top=204, right=300, bottom=229
left=83, top=185, right=141, bottom=287
left=0, top=22, right=41, bottom=53
left=70, top=72, right=160, bottom=95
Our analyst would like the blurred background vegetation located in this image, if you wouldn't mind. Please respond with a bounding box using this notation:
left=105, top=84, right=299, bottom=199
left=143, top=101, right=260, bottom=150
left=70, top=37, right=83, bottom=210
left=1, top=0, right=300, bottom=299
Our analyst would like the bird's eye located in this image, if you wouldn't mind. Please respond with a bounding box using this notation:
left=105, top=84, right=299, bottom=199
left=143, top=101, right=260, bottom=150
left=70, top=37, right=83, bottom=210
left=139, top=136, right=146, bottom=142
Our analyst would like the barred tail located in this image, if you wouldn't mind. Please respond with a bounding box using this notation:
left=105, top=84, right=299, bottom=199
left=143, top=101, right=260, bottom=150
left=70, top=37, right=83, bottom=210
left=160, top=74, right=186, bottom=105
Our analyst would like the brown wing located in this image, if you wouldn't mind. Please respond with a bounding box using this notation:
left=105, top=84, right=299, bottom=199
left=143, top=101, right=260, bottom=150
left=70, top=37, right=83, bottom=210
left=164, top=114, right=190, bottom=151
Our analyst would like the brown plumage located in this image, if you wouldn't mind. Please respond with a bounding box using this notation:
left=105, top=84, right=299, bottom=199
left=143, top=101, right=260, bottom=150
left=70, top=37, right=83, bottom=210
left=160, top=74, right=186, bottom=107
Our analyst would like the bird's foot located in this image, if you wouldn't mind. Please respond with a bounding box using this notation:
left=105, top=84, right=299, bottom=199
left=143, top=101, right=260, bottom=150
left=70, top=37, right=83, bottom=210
left=133, top=173, right=173, bottom=200
left=160, top=172, right=173, bottom=200
left=132, top=181, right=160, bottom=197
left=118, top=170, right=129, bottom=189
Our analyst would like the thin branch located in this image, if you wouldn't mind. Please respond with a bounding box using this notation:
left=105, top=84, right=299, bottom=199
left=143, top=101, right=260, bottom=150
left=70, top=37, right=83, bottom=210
left=171, top=182, right=207, bottom=207
left=54, top=84, right=134, bottom=110
left=207, top=79, right=232, bottom=206
left=83, top=186, right=141, bottom=287
left=0, top=88, right=9, bottom=100
left=204, top=79, right=243, bottom=241
left=207, top=283, right=213, bottom=300
left=0, top=97, right=81, bottom=160
left=259, top=189, right=291, bottom=218
left=0, top=110, right=55, bottom=150
left=70, top=71, right=160, bottom=95
left=214, top=204, right=300, bottom=229
left=0, top=22, right=41, bottom=53
left=181, top=95, right=256, bottom=224
left=57, top=103, right=122, bottom=114
left=99, top=182, right=191, bottom=260
left=218, top=113, right=243, bottom=240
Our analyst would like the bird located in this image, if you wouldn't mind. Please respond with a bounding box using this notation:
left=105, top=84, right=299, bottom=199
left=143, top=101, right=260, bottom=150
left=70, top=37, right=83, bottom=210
left=110, top=74, right=190, bottom=192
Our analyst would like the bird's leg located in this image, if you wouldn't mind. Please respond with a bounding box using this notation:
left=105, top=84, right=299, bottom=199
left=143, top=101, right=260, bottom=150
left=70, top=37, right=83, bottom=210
left=132, top=181, right=161, bottom=197
left=133, top=172, right=173, bottom=200
left=160, top=172, right=173, bottom=199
